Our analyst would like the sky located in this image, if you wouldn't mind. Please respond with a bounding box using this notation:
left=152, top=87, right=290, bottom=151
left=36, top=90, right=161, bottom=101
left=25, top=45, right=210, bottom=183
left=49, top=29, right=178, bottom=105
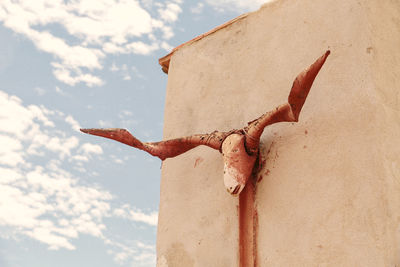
left=0, top=0, right=269, bottom=266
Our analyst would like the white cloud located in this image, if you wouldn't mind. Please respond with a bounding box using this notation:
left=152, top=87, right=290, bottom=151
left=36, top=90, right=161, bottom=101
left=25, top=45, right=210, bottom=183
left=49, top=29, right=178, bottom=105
left=120, top=63, right=131, bottom=80
left=46, top=136, right=79, bottom=159
left=52, top=63, right=104, bottom=87
left=158, top=3, right=182, bottom=23
left=34, top=87, right=46, bottom=96
left=111, top=64, right=146, bottom=81
left=0, top=91, right=52, bottom=139
left=161, top=26, right=174, bottom=40
left=25, top=227, right=75, bottom=250
left=109, top=63, right=119, bottom=72
left=0, top=0, right=182, bottom=86
left=114, top=204, right=158, bottom=226
left=205, top=0, right=272, bottom=12
left=31, top=31, right=104, bottom=69
left=161, top=41, right=173, bottom=52
left=121, top=110, right=133, bottom=117
left=0, top=136, right=24, bottom=167
left=98, top=119, right=113, bottom=128
left=106, top=239, right=156, bottom=266
left=79, top=143, right=103, bottom=155
left=72, top=155, right=89, bottom=162
left=0, top=90, right=157, bottom=263
left=191, top=3, right=204, bottom=14
left=113, top=158, right=124, bottom=164
left=126, top=41, right=159, bottom=55
left=65, top=115, right=81, bottom=132
left=54, top=86, right=67, bottom=96
left=123, top=74, right=132, bottom=81
left=131, top=66, right=146, bottom=79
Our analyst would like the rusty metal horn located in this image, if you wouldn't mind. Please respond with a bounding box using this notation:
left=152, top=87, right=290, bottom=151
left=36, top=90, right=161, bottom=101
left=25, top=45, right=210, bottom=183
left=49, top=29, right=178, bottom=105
left=244, top=50, right=330, bottom=152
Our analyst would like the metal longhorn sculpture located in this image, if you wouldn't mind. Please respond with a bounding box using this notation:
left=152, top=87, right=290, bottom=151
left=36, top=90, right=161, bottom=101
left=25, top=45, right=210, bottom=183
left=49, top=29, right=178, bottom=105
left=81, top=50, right=330, bottom=196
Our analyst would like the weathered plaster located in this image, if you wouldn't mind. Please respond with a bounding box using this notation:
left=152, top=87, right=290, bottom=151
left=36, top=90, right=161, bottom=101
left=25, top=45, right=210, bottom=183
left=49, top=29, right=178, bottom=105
left=157, top=0, right=400, bottom=266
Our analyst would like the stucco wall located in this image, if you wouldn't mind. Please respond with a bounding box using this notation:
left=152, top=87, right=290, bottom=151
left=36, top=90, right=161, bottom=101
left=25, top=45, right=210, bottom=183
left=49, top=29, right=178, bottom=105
left=157, top=0, right=400, bottom=266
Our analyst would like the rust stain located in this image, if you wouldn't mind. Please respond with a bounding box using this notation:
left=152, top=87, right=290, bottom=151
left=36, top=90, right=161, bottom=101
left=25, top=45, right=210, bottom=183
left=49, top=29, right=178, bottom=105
left=303, top=145, right=307, bottom=149
left=304, top=129, right=308, bottom=135
left=239, top=181, right=256, bottom=267
left=253, top=209, right=259, bottom=267
left=193, top=157, right=204, bottom=168
left=267, top=141, right=275, bottom=155
left=261, top=159, right=267, bottom=167
left=265, top=142, right=277, bottom=170
left=257, top=157, right=267, bottom=171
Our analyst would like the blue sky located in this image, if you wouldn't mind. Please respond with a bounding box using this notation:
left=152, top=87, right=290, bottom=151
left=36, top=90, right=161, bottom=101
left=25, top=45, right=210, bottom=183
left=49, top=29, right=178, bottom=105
left=0, top=0, right=267, bottom=266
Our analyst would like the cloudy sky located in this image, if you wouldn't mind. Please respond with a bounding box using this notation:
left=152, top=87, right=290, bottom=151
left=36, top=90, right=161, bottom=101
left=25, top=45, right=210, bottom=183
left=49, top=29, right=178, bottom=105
left=0, top=0, right=268, bottom=266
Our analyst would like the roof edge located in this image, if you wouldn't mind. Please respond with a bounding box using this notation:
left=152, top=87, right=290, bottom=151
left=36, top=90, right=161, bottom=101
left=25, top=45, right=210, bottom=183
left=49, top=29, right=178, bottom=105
left=158, top=13, right=249, bottom=74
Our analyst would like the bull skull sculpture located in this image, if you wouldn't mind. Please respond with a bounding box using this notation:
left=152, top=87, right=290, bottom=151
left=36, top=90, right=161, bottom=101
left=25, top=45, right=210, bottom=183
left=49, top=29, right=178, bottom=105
left=81, top=51, right=330, bottom=196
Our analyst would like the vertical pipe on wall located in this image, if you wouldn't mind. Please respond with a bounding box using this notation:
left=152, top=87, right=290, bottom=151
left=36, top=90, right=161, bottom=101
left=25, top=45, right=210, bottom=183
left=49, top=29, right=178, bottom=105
left=239, top=179, right=258, bottom=266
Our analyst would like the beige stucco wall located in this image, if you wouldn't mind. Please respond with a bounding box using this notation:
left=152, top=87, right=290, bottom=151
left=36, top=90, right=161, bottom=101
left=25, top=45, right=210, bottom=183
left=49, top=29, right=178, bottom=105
left=157, top=0, right=400, bottom=266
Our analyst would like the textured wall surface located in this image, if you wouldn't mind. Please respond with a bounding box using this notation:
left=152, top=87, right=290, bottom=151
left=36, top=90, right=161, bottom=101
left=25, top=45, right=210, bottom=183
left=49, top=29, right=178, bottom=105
left=157, top=0, right=400, bottom=266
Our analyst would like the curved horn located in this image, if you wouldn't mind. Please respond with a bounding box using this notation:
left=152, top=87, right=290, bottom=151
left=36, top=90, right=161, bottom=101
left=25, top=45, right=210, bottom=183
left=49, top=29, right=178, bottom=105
left=80, top=128, right=229, bottom=160
left=288, top=50, right=330, bottom=120
left=244, top=50, right=330, bottom=152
